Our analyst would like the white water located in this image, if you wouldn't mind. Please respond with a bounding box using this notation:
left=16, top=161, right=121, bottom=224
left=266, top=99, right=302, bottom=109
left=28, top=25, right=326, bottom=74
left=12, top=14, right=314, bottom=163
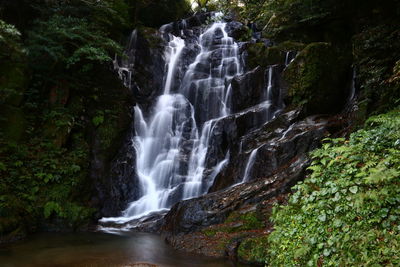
left=164, top=36, right=186, bottom=94
left=102, top=18, right=243, bottom=223
left=349, top=68, right=356, bottom=101
left=242, top=147, right=260, bottom=183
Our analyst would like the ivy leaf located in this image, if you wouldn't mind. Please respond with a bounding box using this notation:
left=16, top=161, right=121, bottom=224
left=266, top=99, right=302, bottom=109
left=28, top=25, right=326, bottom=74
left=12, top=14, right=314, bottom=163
left=349, top=186, right=358, bottom=194
left=318, top=214, right=327, bottom=222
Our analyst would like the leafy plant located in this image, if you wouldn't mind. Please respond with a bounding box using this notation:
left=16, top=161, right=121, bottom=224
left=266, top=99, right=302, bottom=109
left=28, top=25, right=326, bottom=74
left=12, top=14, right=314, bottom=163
left=268, top=108, right=400, bottom=266
left=27, top=15, right=121, bottom=76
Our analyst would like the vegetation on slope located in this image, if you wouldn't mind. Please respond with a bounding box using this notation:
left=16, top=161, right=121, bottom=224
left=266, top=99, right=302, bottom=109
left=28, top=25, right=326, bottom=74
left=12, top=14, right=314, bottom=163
left=268, top=108, right=400, bottom=266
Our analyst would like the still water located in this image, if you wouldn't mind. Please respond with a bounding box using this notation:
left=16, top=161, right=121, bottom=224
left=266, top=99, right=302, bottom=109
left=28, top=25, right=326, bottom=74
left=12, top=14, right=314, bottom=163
left=0, top=232, right=243, bottom=267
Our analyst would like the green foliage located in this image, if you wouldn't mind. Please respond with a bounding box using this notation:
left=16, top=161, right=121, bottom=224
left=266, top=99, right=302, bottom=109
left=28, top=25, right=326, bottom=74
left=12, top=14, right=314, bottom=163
left=0, top=19, right=24, bottom=58
left=0, top=134, right=93, bottom=233
left=0, top=0, right=182, bottom=240
left=353, top=23, right=400, bottom=114
left=92, top=113, right=104, bottom=127
left=0, top=19, right=27, bottom=105
left=268, top=108, right=400, bottom=266
left=27, top=15, right=121, bottom=77
left=238, top=235, right=269, bottom=264
left=44, top=201, right=62, bottom=218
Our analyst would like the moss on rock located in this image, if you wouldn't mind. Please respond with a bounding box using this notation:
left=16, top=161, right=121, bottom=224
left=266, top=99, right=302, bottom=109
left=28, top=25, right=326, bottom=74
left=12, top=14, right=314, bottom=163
left=245, top=41, right=305, bottom=70
left=275, top=41, right=306, bottom=52
left=283, top=42, right=351, bottom=115
left=246, top=43, right=283, bottom=69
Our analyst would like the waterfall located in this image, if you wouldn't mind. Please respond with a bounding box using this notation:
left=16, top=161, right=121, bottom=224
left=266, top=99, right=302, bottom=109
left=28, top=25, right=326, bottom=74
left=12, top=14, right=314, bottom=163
left=102, top=17, right=243, bottom=223
left=285, top=51, right=296, bottom=66
left=114, top=30, right=137, bottom=89
left=164, top=36, right=185, bottom=94
left=242, top=147, right=259, bottom=182
left=239, top=61, right=289, bottom=185
left=349, top=68, right=356, bottom=101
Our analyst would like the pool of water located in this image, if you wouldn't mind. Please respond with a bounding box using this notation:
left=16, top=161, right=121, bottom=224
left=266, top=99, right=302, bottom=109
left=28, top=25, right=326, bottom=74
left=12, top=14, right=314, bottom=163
left=0, top=232, right=244, bottom=267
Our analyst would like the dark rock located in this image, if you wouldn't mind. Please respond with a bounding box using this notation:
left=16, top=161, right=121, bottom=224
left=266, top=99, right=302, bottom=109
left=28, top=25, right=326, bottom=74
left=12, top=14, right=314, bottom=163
left=231, top=64, right=285, bottom=113
left=204, top=102, right=277, bottom=170
left=160, top=12, right=213, bottom=36
left=184, top=12, right=212, bottom=29
left=243, top=43, right=285, bottom=70
left=209, top=110, right=332, bottom=191
left=225, top=21, right=250, bottom=41
left=115, top=27, right=166, bottom=111
left=212, top=112, right=345, bottom=191
left=96, top=131, right=140, bottom=217
left=87, top=66, right=136, bottom=218
left=231, top=67, right=265, bottom=113
left=160, top=110, right=345, bottom=257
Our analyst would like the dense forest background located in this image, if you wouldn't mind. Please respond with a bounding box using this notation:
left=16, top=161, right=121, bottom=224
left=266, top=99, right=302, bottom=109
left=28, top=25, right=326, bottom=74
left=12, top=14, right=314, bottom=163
left=0, top=0, right=399, bottom=265
left=0, top=0, right=191, bottom=240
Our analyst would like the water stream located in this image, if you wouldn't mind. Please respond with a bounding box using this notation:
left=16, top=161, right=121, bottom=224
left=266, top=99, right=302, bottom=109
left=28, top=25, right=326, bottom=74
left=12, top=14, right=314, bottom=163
left=0, top=232, right=245, bottom=267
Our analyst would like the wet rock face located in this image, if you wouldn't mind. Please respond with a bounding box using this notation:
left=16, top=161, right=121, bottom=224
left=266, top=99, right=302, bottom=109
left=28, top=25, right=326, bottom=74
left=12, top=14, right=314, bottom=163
left=231, top=65, right=285, bottom=113
left=96, top=131, right=140, bottom=217
left=225, top=21, right=249, bottom=41
left=115, top=27, right=166, bottom=111
left=159, top=112, right=347, bottom=261
left=159, top=111, right=346, bottom=234
left=162, top=153, right=309, bottom=235
left=161, top=112, right=333, bottom=234
left=160, top=12, right=212, bottom=37
left=99, top=12, right=353, bottom=250
left=87, top=67, right=136, bottom=218
left=209, top=110, right=335, bottom=191
left=231, top=67, right=265, bottom=113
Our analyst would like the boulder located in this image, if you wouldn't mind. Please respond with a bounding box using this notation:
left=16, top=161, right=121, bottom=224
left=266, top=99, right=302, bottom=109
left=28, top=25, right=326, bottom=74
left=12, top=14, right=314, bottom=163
left=243, top=43, right=283, bottom=70
left=243, top=41, right=305, bottom=71
left=283, top=42, right=351, bottom=115
left=231, top=65, right=285, bottom=113
left=231, top=67, right=265, bottom=113
left=225, top=21, right=251, bottom=41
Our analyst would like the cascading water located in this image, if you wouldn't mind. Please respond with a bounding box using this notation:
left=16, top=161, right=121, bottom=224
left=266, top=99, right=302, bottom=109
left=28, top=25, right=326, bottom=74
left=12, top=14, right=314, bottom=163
left=102, top=16, right=243, bottom=223
left=242, top=147, right=259, bottom=182
left=239, top=53, right=295, bottom=184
